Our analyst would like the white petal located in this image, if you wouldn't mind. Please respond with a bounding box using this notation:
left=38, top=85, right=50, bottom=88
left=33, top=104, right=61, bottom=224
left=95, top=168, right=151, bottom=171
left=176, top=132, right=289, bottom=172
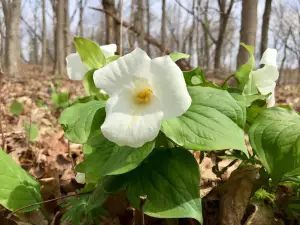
left=100, top=89, right=107, bottom=94
left=75, top=173, right=86, bottom=184
left=100, top=44, right=117, bottom=58
left=93, top=48, right=151, bottom=96
left=66, top=53, right=89, bottom=80
left=150, top=56, right=191, bottom=120
left=260, top=48, right=277, bottom=68
left=267, top=92, right=276, bottom=108
left=252, top=65, right=279, bottom=95
left=101, top=89, right=163, bottom=148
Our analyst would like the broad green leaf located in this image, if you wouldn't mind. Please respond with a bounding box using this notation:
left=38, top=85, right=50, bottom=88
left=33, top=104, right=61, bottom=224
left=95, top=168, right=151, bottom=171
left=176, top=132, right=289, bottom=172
left=59, top=100, right=106, bottom=143
left=183, top=67, right=205, bottom=86
left=83, top=132, right=155, bottom=183
left=0, top=150, right=41, bottom=211
left=125, top=148, right=202, bottom=223
left=162, top=86, right=247, bottom=154
left=9, top=100, right=23, bottom=116
left=249, top=107, right=300, bottom=182
left=24, top=121, right=39, bottom=142
left=105, top=55, right=120, bottom=64
left=246, top=100, right=267, bottom=125
left=169, top=52, right=190, bottom=62
left=235, top=43, right=256, bottom=92
left=74, top=36, right=105, bottom=70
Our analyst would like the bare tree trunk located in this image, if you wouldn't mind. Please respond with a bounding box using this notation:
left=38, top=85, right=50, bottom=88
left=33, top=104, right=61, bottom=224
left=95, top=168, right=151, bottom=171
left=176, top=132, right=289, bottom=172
left=161, top=0, right=166, bottom=54
left=146, top=0, right=150, bottom=54
left=103, top=0, right=116, bottom=44
left=42, top=0, right=47, bottom=72
left=64, top=0, right=70, bottom=58
left=237, top=0, right=258, bottom=68
left=260, top=0, right=272, bottom=58
left=137, top=0, right=144, bottom=48
left=79, top=0, right=84, bottom=36
left=1, top=0, right=21, bottom=79
left=54, top=0, right=65, bottom=75
left=214, top=0, right=234, bottom=70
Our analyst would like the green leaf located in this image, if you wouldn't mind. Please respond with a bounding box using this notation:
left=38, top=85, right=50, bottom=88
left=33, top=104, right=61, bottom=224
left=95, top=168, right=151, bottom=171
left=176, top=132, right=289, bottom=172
left=105, top=55, right=120, bottom=64
left=58, top=100, right=106, bottom=144
left=169, top=52, right=190, bottom=62
left=246, top=100, right=267, bottom=125
left=51, top=92, right=69, bottom=108
left=9, top=100, right=23, bottom=116
left=162, top=86, right=248, bottom=154
left=124, top=148, right=202, bottom=223
left=24, top=121, right=39, bottom=142
left=74, top=36, right=105, bottom=70
left=83, top=132, right=155, bottom=183
left=82, top=70, right=100, bottom=96
left=0, top=150, right=41, bottom=212
left=229, top=89, right=268, bottom=107
left=249, top=107, right=300, bottom=182
left=183, top=67, right=205, bottom=86
left=235, top=43, right=256, bottom=92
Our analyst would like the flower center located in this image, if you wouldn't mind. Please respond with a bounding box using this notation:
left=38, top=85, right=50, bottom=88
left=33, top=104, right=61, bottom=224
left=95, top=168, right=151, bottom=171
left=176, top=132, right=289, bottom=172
left=134, top=88, right=152, bottom=104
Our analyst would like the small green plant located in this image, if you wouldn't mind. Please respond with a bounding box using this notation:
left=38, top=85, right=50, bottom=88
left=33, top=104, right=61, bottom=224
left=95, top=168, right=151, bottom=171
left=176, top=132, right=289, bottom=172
left=50, top=82, right=69, bottom=109
left=24, top=120, right=39, bottom=142
left=9, top=100, right=23, bottom=116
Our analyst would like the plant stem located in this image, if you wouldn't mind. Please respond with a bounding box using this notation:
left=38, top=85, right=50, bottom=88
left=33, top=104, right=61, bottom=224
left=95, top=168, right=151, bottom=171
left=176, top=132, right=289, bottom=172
left=221, top=73, right=235, bottom=87
left=139, top=195, right=147, bottom=225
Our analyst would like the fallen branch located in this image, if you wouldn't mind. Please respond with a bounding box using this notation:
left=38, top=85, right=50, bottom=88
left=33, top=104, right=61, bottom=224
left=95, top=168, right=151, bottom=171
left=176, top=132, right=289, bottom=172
left=88, top=7, right=192, bottom=70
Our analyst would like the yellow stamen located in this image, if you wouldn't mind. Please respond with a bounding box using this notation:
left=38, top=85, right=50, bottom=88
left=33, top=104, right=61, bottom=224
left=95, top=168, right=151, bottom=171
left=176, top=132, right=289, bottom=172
left=135, top=88, right=152, bottom=104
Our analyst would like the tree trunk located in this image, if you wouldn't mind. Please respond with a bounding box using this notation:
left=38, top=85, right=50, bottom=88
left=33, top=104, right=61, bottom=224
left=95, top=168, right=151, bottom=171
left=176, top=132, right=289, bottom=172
left=237, top=0, right=258, bottom=68
left=54, top=0, right=65, bottom=75
left=161, top=0, right=166, bottom=54
left=146, top=0, right=151, bottom=54
left=79, top=0, right=84, bottom=36
left=2, top=0, right=21, bottom=79
left=64, top=0, right=70, bottom=58
left=42, top=0, right=47, bottom=72
left=137, top=0, right=144, bottom=48
left=260, top=0, right=272, bottom=58
left=103, top=0, right=116, bottom=44
left=214, top=0, right=234, bottom=70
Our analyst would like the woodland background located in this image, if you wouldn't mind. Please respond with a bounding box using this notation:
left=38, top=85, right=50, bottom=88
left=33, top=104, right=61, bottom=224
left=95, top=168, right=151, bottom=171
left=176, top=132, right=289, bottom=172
left=0, top=0, right=300, bottom=225
left=0, top=0, right=299, bottom=82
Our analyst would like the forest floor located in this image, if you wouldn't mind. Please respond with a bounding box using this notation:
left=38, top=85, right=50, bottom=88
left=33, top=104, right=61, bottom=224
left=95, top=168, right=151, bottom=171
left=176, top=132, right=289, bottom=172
left=0, top=65, right=300, bottom=225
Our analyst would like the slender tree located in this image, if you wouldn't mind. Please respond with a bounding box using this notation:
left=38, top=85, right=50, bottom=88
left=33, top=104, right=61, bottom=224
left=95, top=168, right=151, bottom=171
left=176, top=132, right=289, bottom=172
left=79, top=0, right=84, bottom=36
left=1, top=0, right=21, bottom=79
left=260, top=0, right=272, bottom=58
left=161, top=0, right=166, bottom=54
left=237, top=0, right=258, bottom=68
left=137, top=0, right=144, bottom=48
left=54, top=0, right=65, bottom=75
left=42, top=0, right=47, bottom=72
left=103, top=0, right=116, bottom=44
left=64, top=0, right=70, bottom=58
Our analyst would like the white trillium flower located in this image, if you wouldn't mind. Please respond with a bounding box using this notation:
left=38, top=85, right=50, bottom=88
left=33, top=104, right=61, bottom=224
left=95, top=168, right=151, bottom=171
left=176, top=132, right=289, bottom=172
left=75, top=172, right=86, bottom=184
left=66, top=44, right=117, bottom=81
left=246, top=48, right=279, bottom=107
left=93, top=48, right=192, bottom=148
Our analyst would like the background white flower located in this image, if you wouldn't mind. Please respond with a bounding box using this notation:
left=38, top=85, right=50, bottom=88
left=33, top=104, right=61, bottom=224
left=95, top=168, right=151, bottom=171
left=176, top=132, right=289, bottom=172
left=66, top=44, right=117, bottom=80
left=93, top=48, right=191, bottom=148
left=245, top=48, right=279, bottom=107
left=75, top=172, right=86, bottom=184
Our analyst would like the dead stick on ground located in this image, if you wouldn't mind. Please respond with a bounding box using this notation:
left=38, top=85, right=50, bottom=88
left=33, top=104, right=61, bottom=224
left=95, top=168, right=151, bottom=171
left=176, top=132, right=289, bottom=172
left=139, top=195, right=147, bottom=225
left=7, top=191, right=92, bottom=219
left=0, top=103, right=5, bottom=150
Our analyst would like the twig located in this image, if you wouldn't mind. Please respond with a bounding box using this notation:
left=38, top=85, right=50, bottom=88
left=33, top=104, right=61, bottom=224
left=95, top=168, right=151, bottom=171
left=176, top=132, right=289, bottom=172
left=139, top=195, right=147, bottom=225
left=7, top=191, right=92, bottom=219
